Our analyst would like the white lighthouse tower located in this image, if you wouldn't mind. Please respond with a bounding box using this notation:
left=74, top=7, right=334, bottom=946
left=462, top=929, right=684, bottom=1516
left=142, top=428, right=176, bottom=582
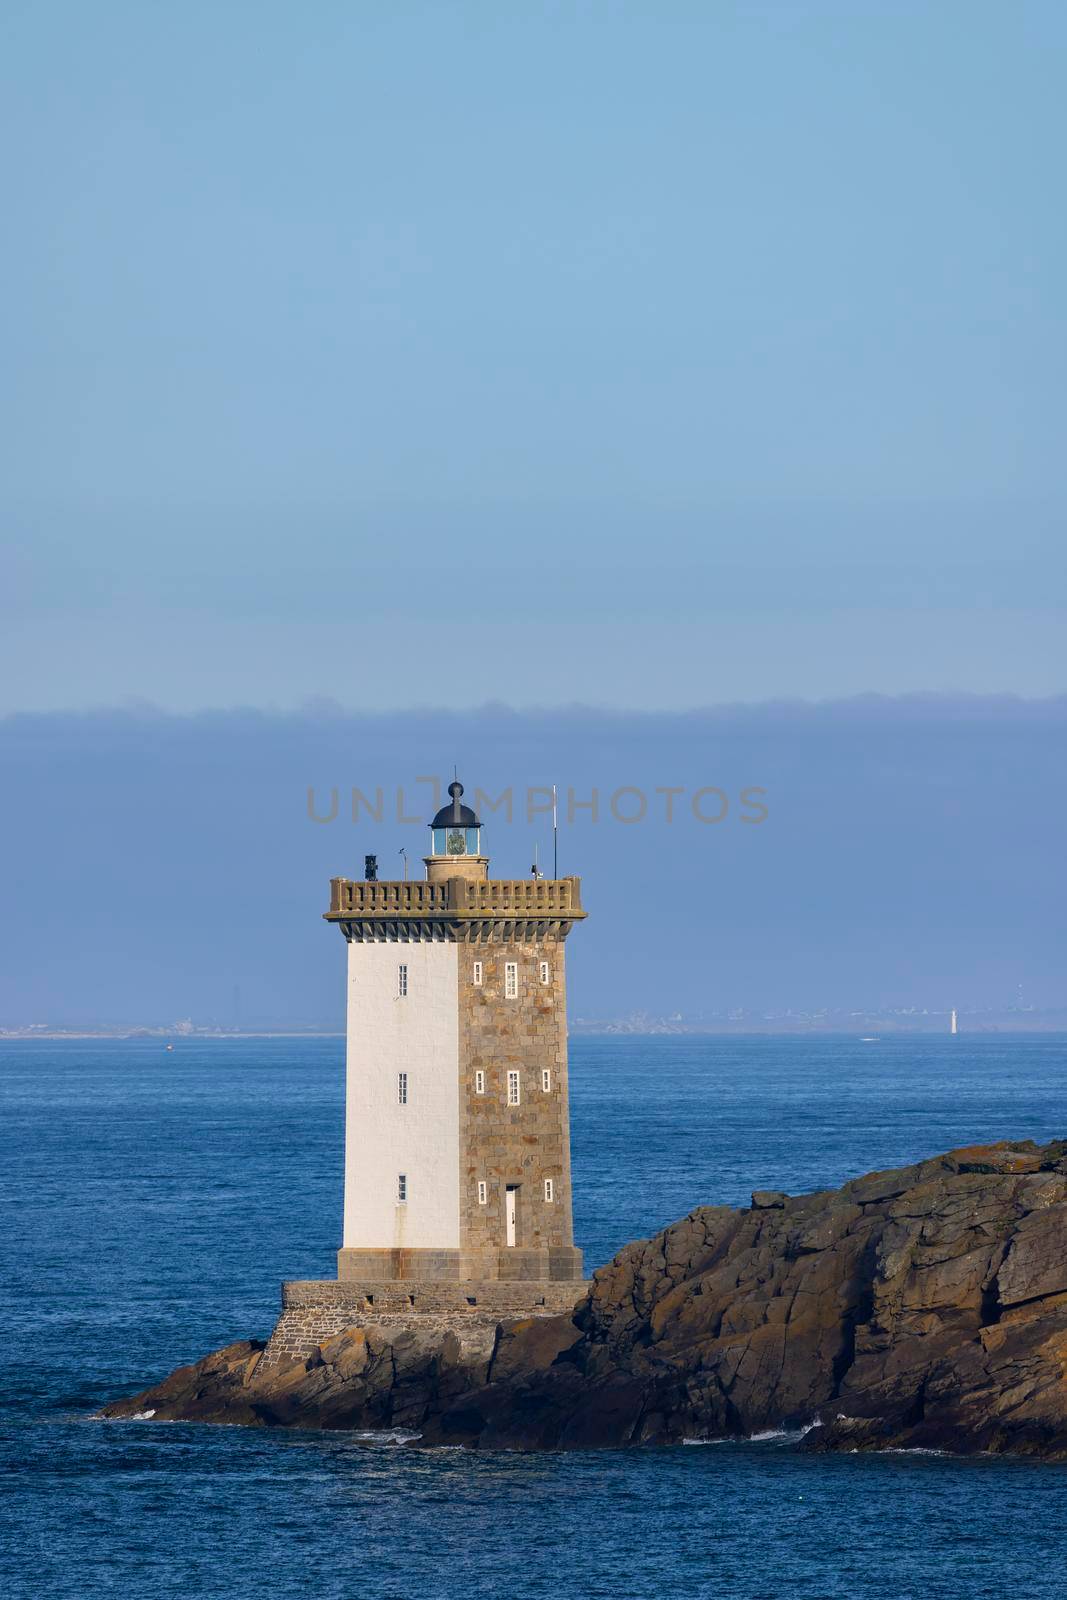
left=330, top=779, right=586, bottom=1286
left=261, top=776, right=591, bottom=1364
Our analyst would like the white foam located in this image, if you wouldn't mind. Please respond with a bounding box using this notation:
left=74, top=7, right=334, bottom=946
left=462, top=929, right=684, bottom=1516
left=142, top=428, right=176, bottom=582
left=347, top=1428, right=421, bottom=1446
left=683, top=1418, right=821, bottom=1446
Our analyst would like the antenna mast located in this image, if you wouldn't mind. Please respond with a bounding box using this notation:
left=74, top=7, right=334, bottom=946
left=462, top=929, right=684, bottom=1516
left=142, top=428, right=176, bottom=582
left=552, top=785, right=558, bottom=878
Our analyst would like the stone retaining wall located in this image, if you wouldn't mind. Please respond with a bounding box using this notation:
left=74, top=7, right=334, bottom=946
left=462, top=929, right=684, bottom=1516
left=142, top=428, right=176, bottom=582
left=261, top=1278, right=589, bottom=1367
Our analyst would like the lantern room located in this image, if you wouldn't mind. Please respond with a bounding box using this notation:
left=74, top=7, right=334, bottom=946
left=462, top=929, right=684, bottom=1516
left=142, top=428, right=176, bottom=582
left=425, top=779, right=487, bottom=883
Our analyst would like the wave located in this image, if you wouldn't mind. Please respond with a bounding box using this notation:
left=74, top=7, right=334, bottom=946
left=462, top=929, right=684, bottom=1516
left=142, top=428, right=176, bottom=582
left=346, top=1429, right=422, bottom=1446
left=90, top=1409, right=162, bottom=1422
left=683, top=1418, right=822, bottom=1446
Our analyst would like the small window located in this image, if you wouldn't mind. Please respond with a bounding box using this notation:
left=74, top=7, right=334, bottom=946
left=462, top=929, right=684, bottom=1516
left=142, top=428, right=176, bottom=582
left=539, top=961, right=550, bottom=985
left=541, top=1068, right=551, bottom=1093
left=474, top=1070, right=486, bottom=1095
left=397, top=1173, right=407, bottom=1203
left=398, top=963, right=408, bottom=997
left=477, top=1180, right=487, bottom=1205
left=544, top=1178, right=554, bottom=1202
left=507, top=1070, right=521, bottom=1106
left=472, top=961, right=483, bottom=986
left=505, top=962, right=518, bottom=999
left=398, top=1072, right=408, bottom=1105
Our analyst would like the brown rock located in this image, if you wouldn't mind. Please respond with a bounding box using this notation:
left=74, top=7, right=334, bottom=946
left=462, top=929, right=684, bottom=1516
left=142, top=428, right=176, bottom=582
left=102, top=1139, right=1067, bottom=1459
left=996, top=1208, right=1067, bottom=1307
left=318, top=1329, right=369, bottom=1379
left=488, top=1314, right=582, bottom=1382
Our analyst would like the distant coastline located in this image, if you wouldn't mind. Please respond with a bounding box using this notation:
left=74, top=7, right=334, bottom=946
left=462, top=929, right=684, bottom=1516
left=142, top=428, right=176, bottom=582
left=0, top=1028, right=345, bottom=1041
left=571, top=1012, right=1067, bottom=1037
left=2, top=1013, right=1066, bottom=1041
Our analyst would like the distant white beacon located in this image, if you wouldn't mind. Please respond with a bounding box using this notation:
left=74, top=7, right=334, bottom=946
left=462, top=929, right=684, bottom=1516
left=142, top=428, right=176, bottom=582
left=950, top=1008, right=958, bottom=1035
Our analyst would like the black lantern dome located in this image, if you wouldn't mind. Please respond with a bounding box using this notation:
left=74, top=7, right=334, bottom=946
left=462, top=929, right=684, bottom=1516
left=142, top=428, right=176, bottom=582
left=429, top=780, right=482, bottom=858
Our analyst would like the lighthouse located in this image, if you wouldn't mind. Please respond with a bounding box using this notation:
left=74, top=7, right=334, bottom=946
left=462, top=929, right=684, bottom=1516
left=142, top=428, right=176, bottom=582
left=318, top=777, right=586, bottom=1306
left=256, top=778, right=591, bottom=1365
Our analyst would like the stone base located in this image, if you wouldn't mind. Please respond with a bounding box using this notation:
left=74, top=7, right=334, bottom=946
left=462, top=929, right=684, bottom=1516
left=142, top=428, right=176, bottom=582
left=336, top=1245, right=585, bottom=1283
left=262, top=1276, right=591, bottom=1367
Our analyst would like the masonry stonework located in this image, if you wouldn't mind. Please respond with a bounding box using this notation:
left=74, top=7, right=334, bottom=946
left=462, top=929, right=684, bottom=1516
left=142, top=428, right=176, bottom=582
left=260, top=1278, right=586, bottom=1368
left=458, top=939, right=577, bottom=1271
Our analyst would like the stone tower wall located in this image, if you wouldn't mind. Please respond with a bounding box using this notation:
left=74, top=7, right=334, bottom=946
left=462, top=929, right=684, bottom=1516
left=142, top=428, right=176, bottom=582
left=457, top=938, right=574, bottom=1257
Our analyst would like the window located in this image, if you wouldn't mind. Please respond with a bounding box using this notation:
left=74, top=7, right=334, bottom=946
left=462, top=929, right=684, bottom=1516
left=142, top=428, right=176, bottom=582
left=507, top=1070, right=521, bottom=1106
left=539, top=961, right=550, bottom=985
left=472, top=960, right=483, bottom=986
left=474, top=1070, right=486, bottom=1095
left=397, top=1174, right=407, bottom=1203
left=398, top=963, right=408, bottom=997
left=398, top=1072, right=408, bottom=1105
left=505, top=961, right=518, bottom=999
left=544, top=1178, right=554, bottom=1202
left=477, top=1180, right=487, bottom=1205
left=541, top=1069, right=551, bottom=1093
left=432, top=826, right=480, bottom=856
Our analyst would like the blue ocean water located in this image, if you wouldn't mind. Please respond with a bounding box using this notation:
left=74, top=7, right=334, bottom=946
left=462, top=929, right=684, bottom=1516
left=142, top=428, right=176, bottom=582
left=2, top=1033, right=1067, bottom=1599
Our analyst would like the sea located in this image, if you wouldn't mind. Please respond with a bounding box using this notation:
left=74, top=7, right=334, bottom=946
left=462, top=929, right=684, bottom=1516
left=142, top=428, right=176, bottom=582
left=2, top=1033, right=1067, bottom=1600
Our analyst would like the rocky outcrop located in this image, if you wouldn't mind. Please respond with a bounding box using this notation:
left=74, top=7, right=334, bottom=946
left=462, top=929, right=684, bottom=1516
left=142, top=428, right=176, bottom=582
left=103, top=1324, right=496, bottom=1435
left=103, top=1140, right=1067, bottom=1458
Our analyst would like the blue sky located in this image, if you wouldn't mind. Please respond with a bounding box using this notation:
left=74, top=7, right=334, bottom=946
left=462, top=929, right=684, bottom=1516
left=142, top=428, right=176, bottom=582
left=3, top=1, right=1064, bottom=711
left=2, top=700, right=1064, bottom=1024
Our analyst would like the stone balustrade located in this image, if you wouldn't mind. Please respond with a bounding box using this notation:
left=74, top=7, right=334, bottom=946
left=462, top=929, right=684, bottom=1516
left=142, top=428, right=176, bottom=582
left=329, top=879, right=452, bottom=916
left=326, top=876, right=584, bottom=921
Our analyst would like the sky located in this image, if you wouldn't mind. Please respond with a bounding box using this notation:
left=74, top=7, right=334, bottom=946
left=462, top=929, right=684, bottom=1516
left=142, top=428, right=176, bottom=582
left=1, top=699, right=1064, bottom=1026
left=1, top=7, right=1064, bottom=1022
left=2, top=1, right=1065, bottom=711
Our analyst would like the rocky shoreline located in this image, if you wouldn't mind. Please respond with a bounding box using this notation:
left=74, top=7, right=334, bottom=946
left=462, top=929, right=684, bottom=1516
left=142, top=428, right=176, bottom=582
left=103, top=1140, right=1067, bottom=1458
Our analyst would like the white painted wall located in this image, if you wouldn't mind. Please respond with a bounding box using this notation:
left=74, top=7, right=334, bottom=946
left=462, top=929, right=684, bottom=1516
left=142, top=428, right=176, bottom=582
left=343, top=941, right=460, bottom=1250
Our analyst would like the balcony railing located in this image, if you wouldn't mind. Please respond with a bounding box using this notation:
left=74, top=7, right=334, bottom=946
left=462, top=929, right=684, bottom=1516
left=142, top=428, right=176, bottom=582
left=327, top=877, right=584, bottom=919
left=329, top=880, right=449, bottom=916
left=459, top=878, right=582, bottom=915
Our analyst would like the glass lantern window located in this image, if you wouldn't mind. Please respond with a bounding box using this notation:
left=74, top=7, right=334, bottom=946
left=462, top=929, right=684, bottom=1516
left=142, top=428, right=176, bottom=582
left=431, top=827, right=480, bottom=856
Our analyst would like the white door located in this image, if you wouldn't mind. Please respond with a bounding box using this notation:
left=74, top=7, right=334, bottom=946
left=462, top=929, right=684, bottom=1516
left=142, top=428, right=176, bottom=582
left=505, top=1186, right=517, bottom=1247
